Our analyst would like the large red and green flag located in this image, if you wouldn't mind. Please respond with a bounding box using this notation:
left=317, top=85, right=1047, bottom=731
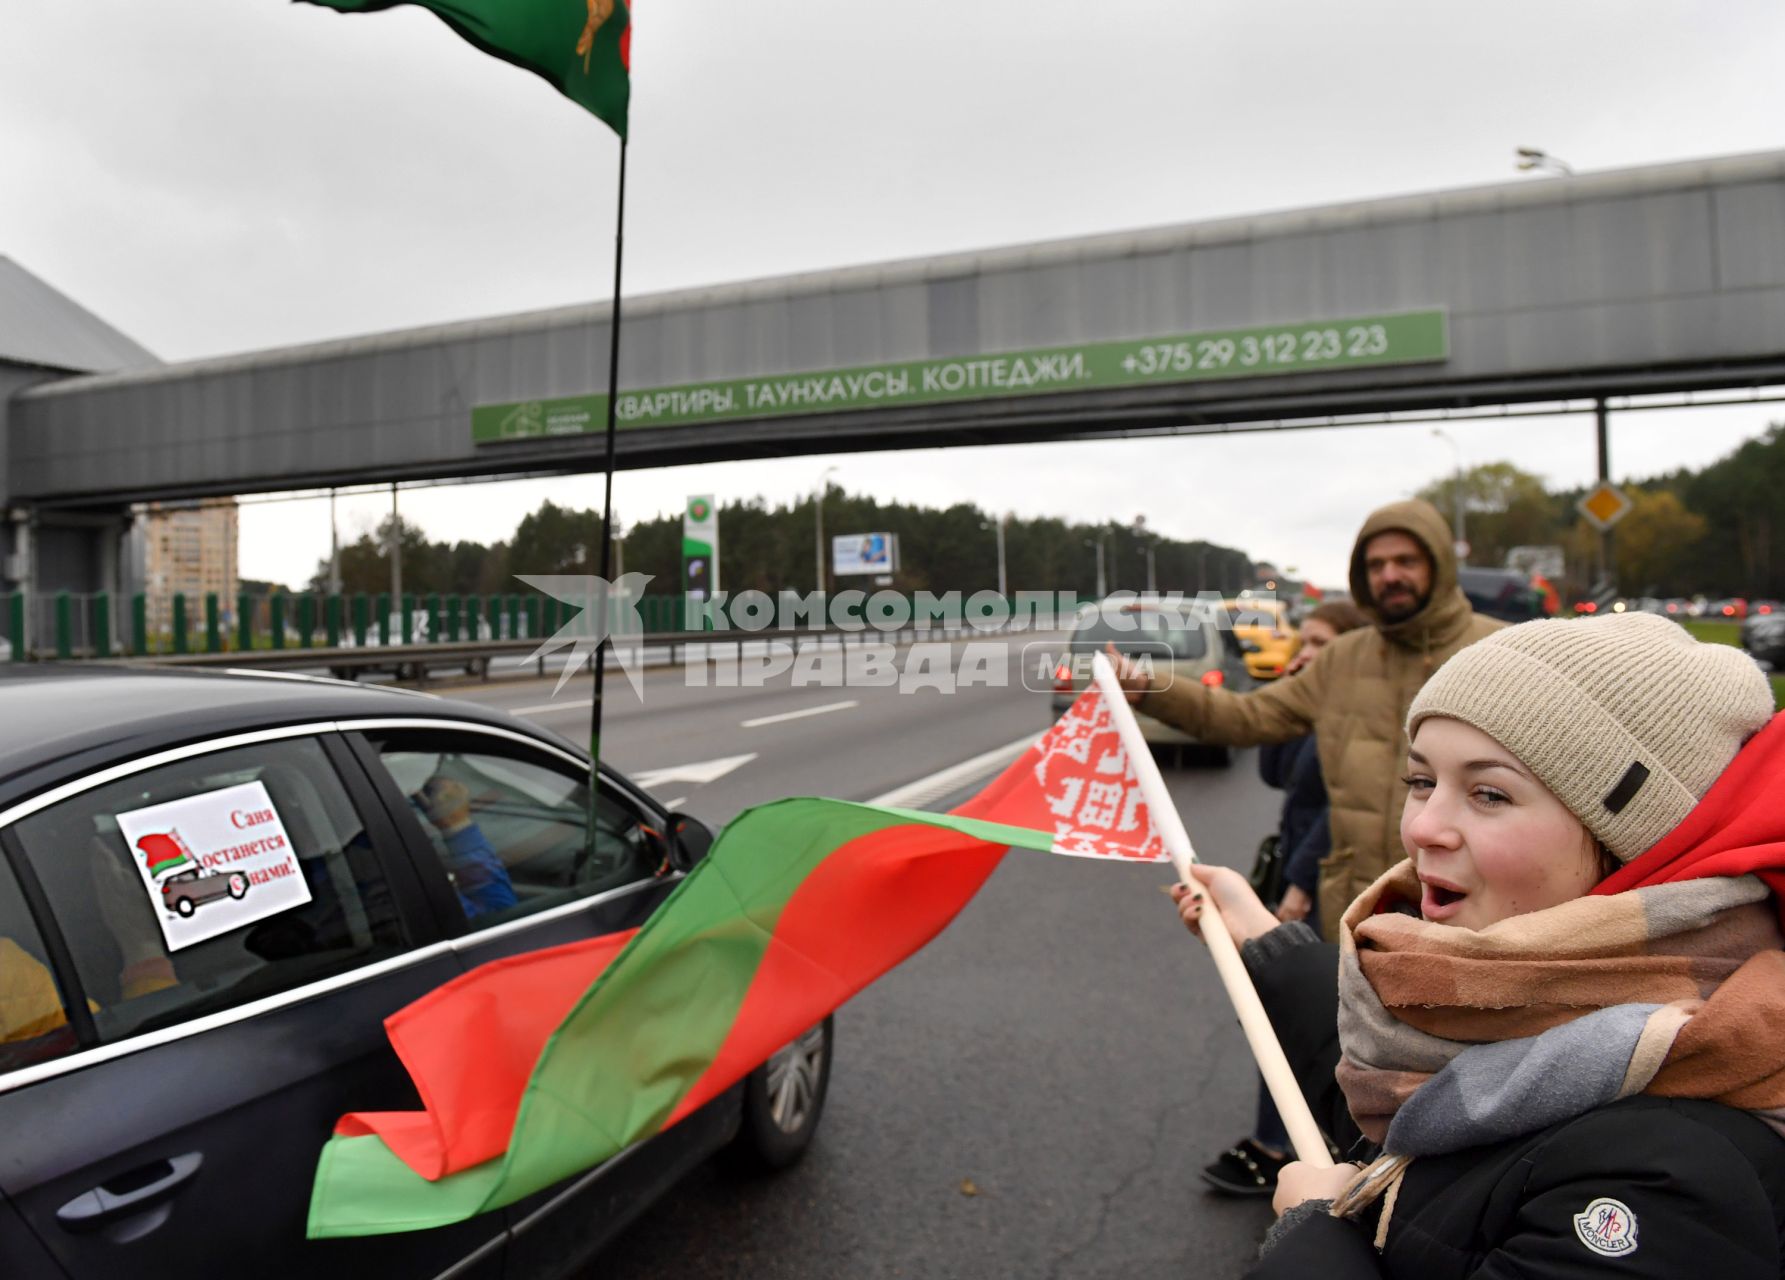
left=307, top=687, right=1165, bottom=1237
left=297, top=0, right=632, bottom=136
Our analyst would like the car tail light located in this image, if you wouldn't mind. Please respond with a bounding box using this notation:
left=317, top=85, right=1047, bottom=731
left=1053, top=663, right=1073, bottom=691
left=1201, top=670, right=1224, bottom=687
left=1763, top=605, right=1775, bottom=615
left=1723, top=605, right=1736, bottom=616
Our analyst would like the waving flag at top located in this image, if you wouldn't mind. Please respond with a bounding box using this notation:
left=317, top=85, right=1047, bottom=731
left=307, top=686, right=1164, bottom=1238
left=297, top=0, right=632, bottom=136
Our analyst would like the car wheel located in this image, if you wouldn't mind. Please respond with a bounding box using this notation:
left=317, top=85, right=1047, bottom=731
left=725, top=1016, right=833, bottom=1174
left=227, top=873, right=249, bottom=899
left=175, top=897, right=196, bottom=917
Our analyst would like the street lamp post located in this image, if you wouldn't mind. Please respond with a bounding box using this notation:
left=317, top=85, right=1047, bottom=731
left=388, top=482, right=402, bottom=631
left=981, top=514, right=1008, bottom=598
left=814, top=466, right=839, bottom=596
left=328, top=487, right=341, bottom=597
left=1131, top=515, right=1156, bottom=595
left=1431, top=427, right=1467, bottom=558
left=1084, top=536, right=1107, bottom=599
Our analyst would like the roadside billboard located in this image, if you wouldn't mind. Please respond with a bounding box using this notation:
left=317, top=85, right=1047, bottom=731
left=832, top=533, right=898, bottom=577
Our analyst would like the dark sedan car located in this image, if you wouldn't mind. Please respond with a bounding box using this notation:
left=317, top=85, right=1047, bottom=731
left=1743, top=611, right=1785, bottom=671
left=0, top=666, right=832, bottom=1280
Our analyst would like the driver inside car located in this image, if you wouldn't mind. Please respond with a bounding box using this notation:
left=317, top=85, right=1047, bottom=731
left=416, top=775, right=519, bottom=919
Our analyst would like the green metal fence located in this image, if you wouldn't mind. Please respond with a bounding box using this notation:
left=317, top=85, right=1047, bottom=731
left=0, top=590, right=1036, bottom=662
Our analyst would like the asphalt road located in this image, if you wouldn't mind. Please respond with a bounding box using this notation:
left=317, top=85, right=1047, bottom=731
left=438, top=645, right=1287, bottom=1278
left=442, top=635, right=1079, bottom=827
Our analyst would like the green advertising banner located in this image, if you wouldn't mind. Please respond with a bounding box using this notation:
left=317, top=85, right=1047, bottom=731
left=472, top=309, right=1447, bottom=444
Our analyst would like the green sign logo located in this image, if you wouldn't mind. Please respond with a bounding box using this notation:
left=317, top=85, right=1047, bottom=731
left=688, top=498, right=711, bottom=522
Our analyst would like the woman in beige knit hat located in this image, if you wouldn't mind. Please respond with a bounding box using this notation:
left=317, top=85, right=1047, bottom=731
left=1168, top=612, right=1785, bottom=1279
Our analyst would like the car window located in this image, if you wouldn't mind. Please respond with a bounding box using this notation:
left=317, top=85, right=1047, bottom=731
left=0, top=853, right=79, bottom=1071
left=1070, top=611, right=1208, bottom=660
left=9, top=737, right=406, bottom=1044
left=363, top=733, right=664, bottom=933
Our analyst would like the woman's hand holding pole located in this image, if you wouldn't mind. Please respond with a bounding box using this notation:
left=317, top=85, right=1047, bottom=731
left=1090, top=652, right=1334, bottom=1170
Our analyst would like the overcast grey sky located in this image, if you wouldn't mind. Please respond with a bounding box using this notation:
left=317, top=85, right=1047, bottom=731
left=5, top=0, right=1784, bottom=588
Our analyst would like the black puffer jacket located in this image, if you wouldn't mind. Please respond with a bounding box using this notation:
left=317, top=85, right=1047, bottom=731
left=1243, top=927, right=1785, bottom=1280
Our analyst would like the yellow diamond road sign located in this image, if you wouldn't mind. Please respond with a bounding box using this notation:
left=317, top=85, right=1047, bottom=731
left=1578, top=482, right=1632, bottom=531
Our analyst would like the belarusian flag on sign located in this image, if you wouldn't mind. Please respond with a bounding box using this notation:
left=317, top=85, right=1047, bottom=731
left=306, top=687, right=1164, bottom=1237
left=298, top=0, right=632, bottom=136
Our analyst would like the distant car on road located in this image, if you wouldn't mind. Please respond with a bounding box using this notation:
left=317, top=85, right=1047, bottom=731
left=1219, top=597, right=1300, bottom=680
left=1742, top=611, right=1785, bottom=671
left=1457, top=567, right=1545, bottom=623
left=1051, top=599, right=1254, bottom=764
left=0, top=666, right=831, bottom=1280
left=1707, top=597, right=1749, bottom=620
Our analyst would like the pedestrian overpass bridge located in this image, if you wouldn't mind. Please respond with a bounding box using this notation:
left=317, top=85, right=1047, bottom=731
left=6, top=148, right=1785, bottom=586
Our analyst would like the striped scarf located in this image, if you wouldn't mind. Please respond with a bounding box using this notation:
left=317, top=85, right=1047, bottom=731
left=1337, top=863, right=1785, bottom=1156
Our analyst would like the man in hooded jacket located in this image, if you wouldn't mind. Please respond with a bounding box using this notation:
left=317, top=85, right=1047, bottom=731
left=1124, top=498, right=1501, bottom=936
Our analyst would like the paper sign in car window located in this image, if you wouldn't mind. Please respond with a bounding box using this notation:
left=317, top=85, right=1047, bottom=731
left=114, top=780, right=314, bottom=952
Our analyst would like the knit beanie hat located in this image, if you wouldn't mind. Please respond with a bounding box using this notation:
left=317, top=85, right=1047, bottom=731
left=1407, top=613, right=1776, bottom=861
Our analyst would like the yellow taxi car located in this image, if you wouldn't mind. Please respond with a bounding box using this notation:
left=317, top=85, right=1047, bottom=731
left=1220, top=596, right=1301, bottom=680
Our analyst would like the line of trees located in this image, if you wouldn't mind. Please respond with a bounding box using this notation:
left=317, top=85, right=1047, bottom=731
left=308, top=492, right=1257, bottom=601
left=1415, top=422, right=1785, bottom=599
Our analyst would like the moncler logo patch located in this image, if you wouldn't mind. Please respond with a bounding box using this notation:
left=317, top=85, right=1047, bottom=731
left=1573, top=1196, right=1638, bottom=1257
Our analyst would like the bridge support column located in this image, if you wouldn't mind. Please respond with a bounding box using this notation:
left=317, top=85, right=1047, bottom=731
left=1595, top=398, right=1616, bottom=597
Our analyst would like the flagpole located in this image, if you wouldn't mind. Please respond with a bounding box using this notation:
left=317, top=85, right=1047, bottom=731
left=590, top=133, right=628, bottom=824
left=1090, top=654, right=1334, bottom=1169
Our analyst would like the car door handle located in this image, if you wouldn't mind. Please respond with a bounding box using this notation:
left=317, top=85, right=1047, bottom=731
left=56, top=1153, right=204, bottom=1232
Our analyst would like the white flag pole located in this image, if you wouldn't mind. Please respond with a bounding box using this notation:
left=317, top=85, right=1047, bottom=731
left=1091, top=653, right=1334, bottom=1168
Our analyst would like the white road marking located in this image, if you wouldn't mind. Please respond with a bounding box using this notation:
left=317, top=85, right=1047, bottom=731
left=867, top=731, right=1040, bottom=810
left=508, top=697, right=594, bottom=716
left=663, top=797, right=687, bottom=810
left=632, top=753, right=759, bottom=790
left=739, top=699, right=859, bottom=729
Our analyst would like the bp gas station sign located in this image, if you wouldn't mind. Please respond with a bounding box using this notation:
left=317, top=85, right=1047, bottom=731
left=683, top=494, right=718, bottom=599
left=473, top=309, right=1448, bottom=443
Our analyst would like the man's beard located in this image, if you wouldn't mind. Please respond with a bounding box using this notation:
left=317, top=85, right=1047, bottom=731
left=1376, top=586, right=1429, bottom=623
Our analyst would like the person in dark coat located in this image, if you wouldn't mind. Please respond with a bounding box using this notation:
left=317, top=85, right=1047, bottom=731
left=1172, top=614, right=1785, bottom=1277
left=1204, top=602, right=1365, bottom=1196
left=1259, top=601, right=1368, bottom=931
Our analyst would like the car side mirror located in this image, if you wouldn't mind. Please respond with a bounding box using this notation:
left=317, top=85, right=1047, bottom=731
left=672, top=814, right=716, bottom=868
